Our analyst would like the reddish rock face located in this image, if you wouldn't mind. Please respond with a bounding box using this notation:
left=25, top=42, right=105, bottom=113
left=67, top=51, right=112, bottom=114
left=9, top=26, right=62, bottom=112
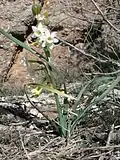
left=5, top=50, right=30, bottom=88
left=0, top=0, right=92, bottom=91
left=0, top=0, right=33, bottom=89
left=4, top=45, right=69, bottom=88
left=2, top=0, right=119, bottom=92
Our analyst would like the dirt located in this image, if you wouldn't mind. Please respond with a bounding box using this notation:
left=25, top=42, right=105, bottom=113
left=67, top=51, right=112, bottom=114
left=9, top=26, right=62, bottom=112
left=1, top=0, right=120, bottom=89
left=0, top=0, right=120, bottom=159
left=0, top=0, right=97, bottom=89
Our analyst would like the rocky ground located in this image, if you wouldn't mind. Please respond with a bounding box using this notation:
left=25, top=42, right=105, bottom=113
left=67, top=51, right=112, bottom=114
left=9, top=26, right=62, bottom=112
left=0, top=0, right=120, bottom=159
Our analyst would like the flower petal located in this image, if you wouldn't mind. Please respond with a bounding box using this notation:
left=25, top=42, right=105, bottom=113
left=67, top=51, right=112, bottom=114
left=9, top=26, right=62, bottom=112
left=53, top=38, right=59, bottom=44
left=32, top=26, right=37, bottom=32
left=51, top=32, right=57, bottom=38
left=41, top=41, right=46, bottom=48
left=37, top=23, right=43, bottom=30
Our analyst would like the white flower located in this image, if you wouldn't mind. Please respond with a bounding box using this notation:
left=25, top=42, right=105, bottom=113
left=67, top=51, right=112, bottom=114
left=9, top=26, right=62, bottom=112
left=45, top=30, right=55, bottom=43
left=32, top=22, right=48, bottom=38
left=39, top=29, right=58, bottom=49
left=32, top=22, right=59, bottom=49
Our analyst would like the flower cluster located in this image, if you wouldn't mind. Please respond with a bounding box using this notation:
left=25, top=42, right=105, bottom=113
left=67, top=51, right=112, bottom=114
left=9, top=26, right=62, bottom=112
left=32, top=22, right=58, bottom=50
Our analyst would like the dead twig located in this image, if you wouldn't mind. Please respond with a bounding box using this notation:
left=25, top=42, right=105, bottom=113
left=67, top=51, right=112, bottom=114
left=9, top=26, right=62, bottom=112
left=24, top=85, right=59, bottom=134
left=57, top=37, right=120, bottom=67
left=57, top=37, right=108, bottom=63
left=91, top=0, right=120, bottom=33
left=106, top=124, right=114, bottom=146
left=28, top=137, right=59, bottom=157
left=24, top=85, right=52, bottom=122
left=79, top=69, right=120, bottom=76
left=80, top=144, right=120, bottom=151
left=80, top=150, right=112, bottom=160
left=9, top=121, right=30, bottom=126
left=18, top=130, right=31, bottom=160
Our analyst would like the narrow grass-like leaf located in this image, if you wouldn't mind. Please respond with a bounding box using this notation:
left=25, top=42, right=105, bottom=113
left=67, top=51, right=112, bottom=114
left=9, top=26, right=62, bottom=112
left=72, top=79, right=93, bottom=112
left=31, top=87, right=43, bottom=97
left=61, top=93, right=69, bottom=137
left=30, top=83, right=75, bottom=99
left=95, top=75, right=120, bottom=103
left=0, top=28, right=46, bottom=59
left=0, top=28, right=36, bottom=54
left=70, top=75, right=120, bottom=134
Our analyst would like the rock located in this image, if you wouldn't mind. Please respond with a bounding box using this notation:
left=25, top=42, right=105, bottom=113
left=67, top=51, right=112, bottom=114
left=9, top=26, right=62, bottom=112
left=0, top=0, right=36, bottom=90
left=0, top=35, right=15, bottom=83
left=0, top=0, right=34, bottom=36
left=5, top=49, right=30, bottom=88
left=1, top=0, right=120, bottom=92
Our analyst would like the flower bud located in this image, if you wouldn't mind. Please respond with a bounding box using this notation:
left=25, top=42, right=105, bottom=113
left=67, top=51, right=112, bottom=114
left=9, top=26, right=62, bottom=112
left=32, top=4, right=41, bottom=16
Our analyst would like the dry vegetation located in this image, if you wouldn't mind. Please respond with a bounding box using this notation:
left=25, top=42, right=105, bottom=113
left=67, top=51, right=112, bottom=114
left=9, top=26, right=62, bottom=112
left=0, top=0, right=120, bottom=159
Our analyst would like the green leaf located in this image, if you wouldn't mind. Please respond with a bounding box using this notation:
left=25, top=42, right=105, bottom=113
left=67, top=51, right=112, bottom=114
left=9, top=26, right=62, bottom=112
left=0, top=28, right=36, bottom=54
left=31, top=83, right=76, bottom=99
left=0, top=28, right=45, bottom=59
left=44, top=46, right=51, bottom=58
left=70, top=75, right=120, bottom=134
left=72, top=79, right=93, bottom=112
left=44, top=11, right=49, bottom=18
left=32, top=4, right=41, bottom=16
left=31, top=87, right=43, bottom=97
left=95, top=75, right=120, bottom=103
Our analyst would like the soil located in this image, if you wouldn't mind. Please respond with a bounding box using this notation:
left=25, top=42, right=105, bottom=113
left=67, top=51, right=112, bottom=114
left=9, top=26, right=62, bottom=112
left=0, top=0, right=120, bottom=159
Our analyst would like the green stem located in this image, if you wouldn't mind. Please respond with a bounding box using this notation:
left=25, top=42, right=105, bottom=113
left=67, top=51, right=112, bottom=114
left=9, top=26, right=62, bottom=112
left=44, top=48, right=65, bottom=136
